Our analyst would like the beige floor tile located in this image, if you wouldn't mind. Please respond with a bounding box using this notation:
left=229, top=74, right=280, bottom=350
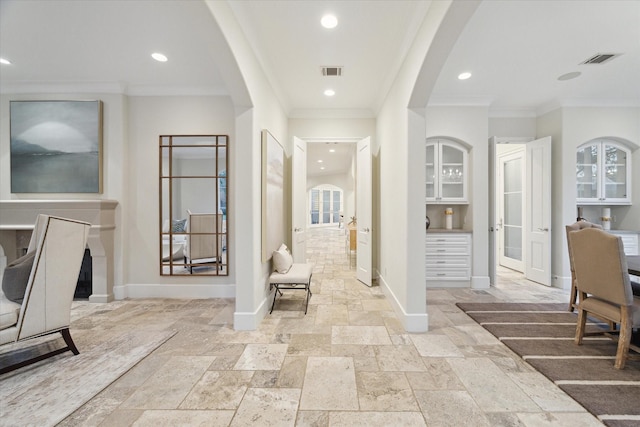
left=374, top=344, right=427, bottom=371
left=331, top=325, right=392, bottom=345
left=299, top=357, right=358, bottom=410
left=415, top=390, right=492, bottom=427
left=132, top=409, right=235, bottom=426
left=230, top=388, right=300, bottom=427
left=233, top=344, right=288, bottom=370
left=180, top=370, right=253, bottom=409
left=287, top=334, right=332, bottom=356
left=356, top=371, right=419, bottom=411
left=120, top=356, right=215, bottom=409
left=328, top=411, right=426, bottom=426
left=409, top=333, right=465, bottom=358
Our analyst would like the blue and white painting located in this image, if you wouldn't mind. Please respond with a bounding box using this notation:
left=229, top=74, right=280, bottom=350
left=10, top=100, right=103, bottom=193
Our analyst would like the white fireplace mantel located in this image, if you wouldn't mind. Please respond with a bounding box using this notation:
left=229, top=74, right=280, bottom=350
left=0, top=199, right=118, bottom=303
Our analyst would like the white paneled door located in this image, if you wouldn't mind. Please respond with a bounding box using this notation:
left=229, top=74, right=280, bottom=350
left=292, top=137, right=307, bottom=263
left=525, top=136, right=551, bottom=286
left=356, top=137, right=372, bottom=286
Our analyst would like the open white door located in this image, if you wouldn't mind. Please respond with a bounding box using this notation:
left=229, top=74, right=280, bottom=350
left=525, top=136, right=551, bottom=286
left=488, top=138, right=497, bottom=285
left=498, top=149, right=525, bottom=272
left=292, top=137, right=307, bottom=263
left=356, top=137, right=372, bottom=286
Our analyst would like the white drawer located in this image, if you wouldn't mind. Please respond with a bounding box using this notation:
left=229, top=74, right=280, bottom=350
left=426, top=269, right=470, bottom=280
left=426, top=245, right=470, bottom=255
left=426, top=256, right=470, bottom=268
left=426, top=235, right=470, bottom=245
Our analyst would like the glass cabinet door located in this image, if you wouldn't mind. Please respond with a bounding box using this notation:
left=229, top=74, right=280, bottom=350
left=425, top=139, right=467, bottom=203
left=602, top=143, right=627, bottom=200
left=576, top=140, right=631, bottom=205
left=440, top=143, right=464, bottom=199
left=576, top=143, right=598, bottom=200
left=425, top=143, right=435, bottom=199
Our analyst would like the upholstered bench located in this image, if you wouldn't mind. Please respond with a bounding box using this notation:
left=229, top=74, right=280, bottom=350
left=269, top=263, right=313, bottom=314
left=268, top=244, right=312, bottom=314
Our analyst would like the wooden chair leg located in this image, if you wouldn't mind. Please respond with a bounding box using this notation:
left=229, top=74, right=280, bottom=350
left=568, top=281, right=577, bottom=312
left=575, top=309, right=587, bottom=345
left=615, top=307, right=632, bottom=370
left=61, top=328, right=80, bottom=355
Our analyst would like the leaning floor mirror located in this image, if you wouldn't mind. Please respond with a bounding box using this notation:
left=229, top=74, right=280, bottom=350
left=160, top=135, right=228, bottom=276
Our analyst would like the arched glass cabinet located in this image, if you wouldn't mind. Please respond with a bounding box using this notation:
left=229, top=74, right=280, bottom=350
left=160, top=135, right=229, bottom=275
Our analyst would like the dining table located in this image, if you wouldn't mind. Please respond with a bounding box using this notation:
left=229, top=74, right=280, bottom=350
left=628, top=255, right=640, bottom=277
left=628, top=255, right=640, bottom=297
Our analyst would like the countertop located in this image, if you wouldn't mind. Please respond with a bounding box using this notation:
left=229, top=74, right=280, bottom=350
left=426, top=228, right=471, bottom=233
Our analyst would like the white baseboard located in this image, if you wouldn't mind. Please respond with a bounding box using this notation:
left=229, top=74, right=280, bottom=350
left=113, top=283, right=235, bottom=300
left=377, top=271, right=428, bottom=333
left=234, top=293, right=270, bottom=330
left=552, top=275, right=572, bottom=290
left=471, top=276, right=490, bottom=289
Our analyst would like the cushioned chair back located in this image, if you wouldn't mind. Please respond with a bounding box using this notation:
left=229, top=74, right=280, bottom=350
left=568, top=227, right=632, bottom=306
left=188, top=211, right=223, bottom=261
left=565, top=221, right=602, bottom=277
left=17, top=215, right=91, bottom=340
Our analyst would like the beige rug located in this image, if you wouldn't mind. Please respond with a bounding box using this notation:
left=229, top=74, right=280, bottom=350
left=457, top=302, right=640, bottom=427
left=0, top=326, right=175, bottom=426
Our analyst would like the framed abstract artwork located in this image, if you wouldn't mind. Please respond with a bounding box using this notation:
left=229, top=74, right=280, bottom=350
left=261, top=129, right=285, bottom=262
left=10, top=100, right=103, bottom=193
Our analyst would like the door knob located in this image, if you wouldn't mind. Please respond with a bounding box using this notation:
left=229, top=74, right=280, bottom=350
left=294, top=227, right=302, bottom=232
left=537, top=227, right=549, bottom=232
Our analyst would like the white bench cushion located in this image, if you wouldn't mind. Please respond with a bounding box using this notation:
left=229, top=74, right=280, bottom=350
left=0, top=291, right=21, bottom=331
left=269, top=263, right=312, bottom=284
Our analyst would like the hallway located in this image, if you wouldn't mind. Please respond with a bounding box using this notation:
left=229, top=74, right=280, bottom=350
left=55, top=227, right=601, bottom=426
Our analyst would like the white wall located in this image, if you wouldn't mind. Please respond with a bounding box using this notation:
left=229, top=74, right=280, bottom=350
left=307, top=173, right=355, bottom=225
left=489, top=116, right=537, bottom=138
left=425, top=106, right=490, bottom=289
left=0, top=92, right=128, bottom=291
left=548, top=107, right=640, bottom=288
left=206, top=1, right=289, bottom=330
left=126, top=95, right=235, bottom=292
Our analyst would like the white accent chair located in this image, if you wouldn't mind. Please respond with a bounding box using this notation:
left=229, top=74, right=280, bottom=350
left=0, top=215, right=90, bottom=374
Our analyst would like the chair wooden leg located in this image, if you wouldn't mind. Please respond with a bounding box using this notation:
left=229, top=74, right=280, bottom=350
left=568, top=281, right=577, bottom=312
left=61, top=328, right=80, bottom=355
left=614, top=307, right=632, bottom=369
left=575, top=308, right=587, bottom=345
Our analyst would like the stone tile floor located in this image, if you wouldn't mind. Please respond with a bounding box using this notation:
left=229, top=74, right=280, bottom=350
left=59, top=227, right=603, bottom=426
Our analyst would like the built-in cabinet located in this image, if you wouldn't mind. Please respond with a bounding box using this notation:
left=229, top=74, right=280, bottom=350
left=426, top=139, right=468, bottom=204
left=576, top=140, right=632, bottom=205
left=425, top=232, right=472, bottom=287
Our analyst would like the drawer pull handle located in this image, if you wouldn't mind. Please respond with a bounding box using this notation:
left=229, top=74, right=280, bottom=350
left=437, top=273, right=446, bottom=276
left=437, top=261, right=446, bottom=264
left=437, top=249, right=445, bottom=252
left=436, top=239, right=446, bottom=242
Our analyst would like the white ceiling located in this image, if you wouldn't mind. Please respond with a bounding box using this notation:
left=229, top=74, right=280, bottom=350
left=1, top=0, right=639, bottom=177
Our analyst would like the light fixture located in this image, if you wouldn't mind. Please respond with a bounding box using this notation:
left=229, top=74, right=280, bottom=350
left=320, top=167, right=325, bottom=170
left=151, top=52, right=168, bottom=62
left=558, top=71, right=581, bottom=81
left=0, top=58, right=11, bottom=65
left=458, top=72, right=471, bottom=80
left=317, top=160, right=323, bottom=163
left=321, top=14, right=338, bottom=29
left=324, top=89, right=335, bottom=97
left=329, top=149, right=336, bottom=153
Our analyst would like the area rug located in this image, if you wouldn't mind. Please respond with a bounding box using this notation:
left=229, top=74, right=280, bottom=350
left=456, top=302, right=640, bottom=427
left=0, top=327, right=175, bottom=426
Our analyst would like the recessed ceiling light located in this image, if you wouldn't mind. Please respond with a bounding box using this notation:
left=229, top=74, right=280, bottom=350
left=324, top=89, right=335, bottom=97
left=321, top=14, right=338, bottom=29
left=329, top=149, right=336, bottom=153
left=151, top=52, right=168, bottom=62
left=0, top=57, right=11, bottom=65
left=558, top=71, right=581, bottom=81
left=320, top=166, right=325, bottom=170
left=458, top=72, right=471, bottom=80
left=317, top=160, right=323, bottom=163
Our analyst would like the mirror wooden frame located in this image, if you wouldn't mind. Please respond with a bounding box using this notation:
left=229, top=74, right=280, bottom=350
left=159, top=135, right=229, bottom=276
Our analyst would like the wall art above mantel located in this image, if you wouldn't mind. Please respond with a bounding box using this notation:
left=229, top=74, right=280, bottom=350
left=10, top=100, right=103, bottom=193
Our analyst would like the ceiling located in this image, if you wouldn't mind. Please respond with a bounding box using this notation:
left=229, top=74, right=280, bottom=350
left=1, top=0, right=639, bottom=177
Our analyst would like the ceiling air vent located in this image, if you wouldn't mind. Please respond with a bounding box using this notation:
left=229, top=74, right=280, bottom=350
left=321, top=66, right=343, bottom=76
left=580, top=53, right=621, bottom=65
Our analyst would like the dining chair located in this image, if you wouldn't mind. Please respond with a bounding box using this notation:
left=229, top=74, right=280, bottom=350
left=568, top=227, right=640, bottom=369
left=565, top=221, right=603, bottom=312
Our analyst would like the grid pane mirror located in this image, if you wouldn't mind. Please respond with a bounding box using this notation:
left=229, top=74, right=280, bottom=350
left=160, top=135, right=229, bottom=276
